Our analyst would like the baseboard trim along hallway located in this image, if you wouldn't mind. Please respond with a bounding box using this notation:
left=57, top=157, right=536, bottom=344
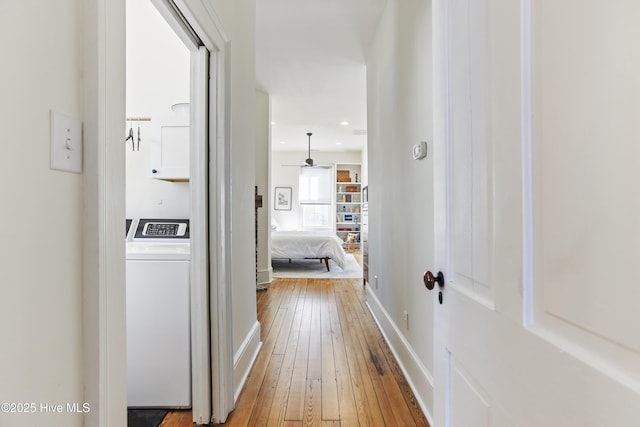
left=233, top=320, right=263, bottom=402
left=366, top=286, right=435, bottom=426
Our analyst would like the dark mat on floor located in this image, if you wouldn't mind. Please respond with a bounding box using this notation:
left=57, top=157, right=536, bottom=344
left=127, top=409, right=167, bottom=427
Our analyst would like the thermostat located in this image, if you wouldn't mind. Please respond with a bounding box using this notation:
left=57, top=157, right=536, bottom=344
left=413, top=141, right=427, bottom=160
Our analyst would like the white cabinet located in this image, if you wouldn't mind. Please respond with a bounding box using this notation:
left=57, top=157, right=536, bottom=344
left=150, top=125, right=189, bottom=181
left=335, top=164, right=362, bottom=246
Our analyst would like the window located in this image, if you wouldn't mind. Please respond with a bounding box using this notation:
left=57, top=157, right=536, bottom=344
left=299, top=166, right=333, bottom=228
left=300, top=204, right=331, bottom=228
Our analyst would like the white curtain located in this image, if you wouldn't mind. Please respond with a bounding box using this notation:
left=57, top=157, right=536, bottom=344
left=299, top=167, right=332, bottom=204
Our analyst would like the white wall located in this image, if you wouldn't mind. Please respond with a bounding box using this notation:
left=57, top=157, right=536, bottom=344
left=366, top=0, right=435, bottom=415
left=125, top=0, right=191, bottom=219
left=360, top=143, right=369, bottom=188
left=255, top=90, right=272, bottom=284
left=0, top=1, right=85, bottom=425
left=271, top=150, right=362, bottom=230
left=210, top=0, right=260, bottom=396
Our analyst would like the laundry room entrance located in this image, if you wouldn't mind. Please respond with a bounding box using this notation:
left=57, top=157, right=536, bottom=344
left=124, top=0, right=234, bottom=424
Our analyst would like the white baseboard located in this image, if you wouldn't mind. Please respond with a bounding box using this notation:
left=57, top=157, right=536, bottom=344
left=366, top=288, right=434, bottom=425
left=233, top=320, right=262, bottom=402
left=257, top=267, right=272, bottom=285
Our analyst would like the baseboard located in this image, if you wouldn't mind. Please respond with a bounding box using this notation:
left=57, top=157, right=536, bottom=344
left=257, top=267, right=272, bottom=285
left=366, top=288, right=435, bottom=425
left=233, top=320, right=262, bottom=402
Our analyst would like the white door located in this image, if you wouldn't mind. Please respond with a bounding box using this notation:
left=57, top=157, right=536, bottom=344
left=431, top=0, right=640, bottom=426
left=151, top=1, right=234, bottom=423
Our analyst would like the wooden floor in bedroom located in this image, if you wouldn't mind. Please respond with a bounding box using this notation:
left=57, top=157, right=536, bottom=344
left=161, top=250, right=428, bottom=426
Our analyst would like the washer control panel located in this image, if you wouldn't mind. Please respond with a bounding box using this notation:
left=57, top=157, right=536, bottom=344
left=134, top=219, right=189, bottom=240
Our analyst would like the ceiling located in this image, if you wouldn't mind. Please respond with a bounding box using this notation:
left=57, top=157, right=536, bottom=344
left=255, top=0, right=388, bottom=152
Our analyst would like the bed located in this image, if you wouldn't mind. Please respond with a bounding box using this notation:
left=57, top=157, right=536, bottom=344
left=271, top=230, right=347, bottom=271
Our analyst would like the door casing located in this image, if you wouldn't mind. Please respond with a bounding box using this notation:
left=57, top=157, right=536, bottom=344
left=84, top=0, right=234, bottom=425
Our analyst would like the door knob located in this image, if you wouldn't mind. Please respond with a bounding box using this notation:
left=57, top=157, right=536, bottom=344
left=423, top=271, right=445, bottom=290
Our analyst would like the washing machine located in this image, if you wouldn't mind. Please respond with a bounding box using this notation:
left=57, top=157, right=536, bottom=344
left=126, top=218, right=191, bottom=408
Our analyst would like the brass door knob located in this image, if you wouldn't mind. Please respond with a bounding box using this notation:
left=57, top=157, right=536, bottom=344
left=423, top=271, right=445, bottom=290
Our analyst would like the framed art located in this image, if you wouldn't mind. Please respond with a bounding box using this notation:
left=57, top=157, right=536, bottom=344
left=274, top=187, right=292, bottom=210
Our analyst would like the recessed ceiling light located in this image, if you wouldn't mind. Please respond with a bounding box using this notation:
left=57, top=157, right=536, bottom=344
left=336, top=142, right=342, bottom=145
left=340, top=121, right=349, bottom=126
left=279, top=141, right=286, bottom=144
left=271, top=121, right=276, bottom=125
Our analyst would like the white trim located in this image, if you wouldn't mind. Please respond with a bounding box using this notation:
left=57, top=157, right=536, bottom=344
left=366, top=288, right=434, bottom=426
left=211, top=33, right=235, bottom=427
left=257, top=267, right=273, bottom=285
left=232, top=321, right=263, bottom=403
left=442, top=0, right=453, bottom=278
left=188, top=46, right=212, bottom=424
left=83, top=0, right=127, bottom=426
left=170, top=2, right=234, bottom=423
left=431, top=1, right=450, bottom=424
left=520, top=0, right=535, bottom=327
left=174, top=0, right=228, bottom=52
left=151, top=0, right=201, bottom=51
left=445, top=349, right=452, bottom=427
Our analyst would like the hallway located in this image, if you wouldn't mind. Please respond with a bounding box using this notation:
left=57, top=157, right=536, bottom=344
left=162, top=262, right=428, bottom=426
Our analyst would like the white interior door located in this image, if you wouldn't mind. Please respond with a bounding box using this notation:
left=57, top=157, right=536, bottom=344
left=431, top=0, right=640, bottom=426
left=152, top=1, right=234, bottom=424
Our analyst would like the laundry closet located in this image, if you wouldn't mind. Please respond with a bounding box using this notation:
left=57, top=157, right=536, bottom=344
left=125, top=0, right=192, bottom=409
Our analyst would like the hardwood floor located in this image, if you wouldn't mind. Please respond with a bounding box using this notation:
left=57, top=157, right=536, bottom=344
left=161, top=252, right=428, bottom=426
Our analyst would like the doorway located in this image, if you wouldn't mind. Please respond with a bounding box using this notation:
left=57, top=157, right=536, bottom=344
left=125, top=0, right=192, bottom=415
left=124, top=0, right=232, bottom=424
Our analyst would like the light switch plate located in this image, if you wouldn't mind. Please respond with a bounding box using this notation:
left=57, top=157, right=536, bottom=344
left=50, top=110, right=82, bottom=173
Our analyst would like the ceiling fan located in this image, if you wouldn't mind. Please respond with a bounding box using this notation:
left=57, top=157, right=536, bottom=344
left=282, top=132, right=332, bottom=168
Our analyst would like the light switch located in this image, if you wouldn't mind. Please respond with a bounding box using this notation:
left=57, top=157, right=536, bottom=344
left=50, top=110, right=82, bottom=173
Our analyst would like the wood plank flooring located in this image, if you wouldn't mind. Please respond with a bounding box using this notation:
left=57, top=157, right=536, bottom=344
left=161, top=254, right=428, bottom=426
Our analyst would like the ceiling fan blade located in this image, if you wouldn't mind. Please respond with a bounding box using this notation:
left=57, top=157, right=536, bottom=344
left=305, top=163, right=332, bottom=168
left=280, top=163, right=332, bottom=168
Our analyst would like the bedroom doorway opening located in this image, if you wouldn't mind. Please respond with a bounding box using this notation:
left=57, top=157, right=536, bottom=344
left=254, top=1, right=372, bottom=285
left=267, top=146, right=367, bottom=281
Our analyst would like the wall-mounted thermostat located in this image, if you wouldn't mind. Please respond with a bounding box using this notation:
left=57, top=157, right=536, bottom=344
left=413, top=141, right=427, bottom=160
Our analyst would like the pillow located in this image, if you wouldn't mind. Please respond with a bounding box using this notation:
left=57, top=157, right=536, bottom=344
left=271, top=219, right=279, bottom=231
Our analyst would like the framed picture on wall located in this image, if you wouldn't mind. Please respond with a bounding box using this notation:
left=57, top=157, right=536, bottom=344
left=274, top=187, right=292, bottom=210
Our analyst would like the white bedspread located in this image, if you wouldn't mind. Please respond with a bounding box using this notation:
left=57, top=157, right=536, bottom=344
left=271, top=230, right=347, bottom=270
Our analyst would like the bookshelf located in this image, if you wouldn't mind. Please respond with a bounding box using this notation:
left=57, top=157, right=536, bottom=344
left=335, top=164, right=362, bottom=247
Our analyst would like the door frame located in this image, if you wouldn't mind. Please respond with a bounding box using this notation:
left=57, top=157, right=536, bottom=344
left=83, top=0, right=233, bottom=425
